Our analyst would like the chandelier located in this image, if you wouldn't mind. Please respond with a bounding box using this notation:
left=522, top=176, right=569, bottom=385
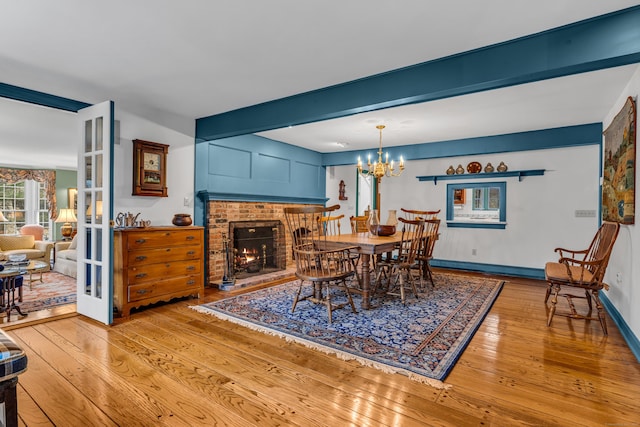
left=357, top=125, right=405, bottom=179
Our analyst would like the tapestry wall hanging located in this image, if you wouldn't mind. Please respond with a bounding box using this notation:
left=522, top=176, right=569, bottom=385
left=603, top=96, right=636, bottom=224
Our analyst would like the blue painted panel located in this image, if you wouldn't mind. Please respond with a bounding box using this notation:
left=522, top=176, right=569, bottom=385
left=209, top=144, right=251, bottom=178
left=254, top=153, right=290, bottom=182
left=195, top=133, right=325, bottom=204
left=196, top=8, right=640, bottom=141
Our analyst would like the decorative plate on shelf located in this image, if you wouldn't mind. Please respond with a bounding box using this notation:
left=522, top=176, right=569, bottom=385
left=467, top=161, right=482, bottom=174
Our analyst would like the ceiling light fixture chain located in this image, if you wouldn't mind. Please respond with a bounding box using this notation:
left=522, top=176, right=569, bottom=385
left=357, top=125, right=405, bottom=179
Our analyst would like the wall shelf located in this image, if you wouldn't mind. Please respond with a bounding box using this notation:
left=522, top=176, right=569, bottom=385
left=417, top=169, right=545, bottom=184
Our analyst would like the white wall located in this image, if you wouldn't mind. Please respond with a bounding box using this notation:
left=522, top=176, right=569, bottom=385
left=327, top=144, right=601, bottom=271
left=113, top=109, right=194, bottom=226
left=603, top=65, right=640, bottom=339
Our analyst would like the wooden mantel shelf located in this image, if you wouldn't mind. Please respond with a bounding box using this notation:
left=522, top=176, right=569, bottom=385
left=417, top=169, right=545, bottom=184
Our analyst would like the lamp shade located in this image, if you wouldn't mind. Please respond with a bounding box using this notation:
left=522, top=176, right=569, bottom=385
left=55, top=208, right=78, bottom=223
left=86, top=200, right=103, bottom=217
left=0, top=211, right=7, bottom=222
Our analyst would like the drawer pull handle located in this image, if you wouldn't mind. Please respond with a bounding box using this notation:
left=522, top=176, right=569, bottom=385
left=187, top=266, right=196, bottom=271
left=135, top=273, right=147, bottom=279
left=135, top=239, right=146, bottom=244
left=187, top=280, right=195, bottom=285
left=136, top=289, right=149, bottom=295
left=135, top=256, right=147, bottom=262
left=187, top=251, right=195, bottom=256
left=186, top=236, right=195, bottom=241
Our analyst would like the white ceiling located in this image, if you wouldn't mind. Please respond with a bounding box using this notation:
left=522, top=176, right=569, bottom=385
left=1, top=1, right=639, bottom=169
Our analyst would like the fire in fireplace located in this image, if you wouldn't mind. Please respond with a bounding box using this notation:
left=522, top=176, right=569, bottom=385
left=229, top=220, right=286, bottom=279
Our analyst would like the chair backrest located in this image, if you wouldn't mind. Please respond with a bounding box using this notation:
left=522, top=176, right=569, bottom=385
left=318, top=214, right=344, bottom=236
left=284, top=204, right=354, bottom=280
left=400, top=208, right=440, bottom=221
left=422, top=218, right=441, bottom=259
left=396, top=217, right=425, bottom=266
left=284, top=204, right=340, bottom=249
left=349, top=215, right=369, bottom=233
left=584, top=221, right=620, bottom=281
left=20, top=224, right=45, bottom=241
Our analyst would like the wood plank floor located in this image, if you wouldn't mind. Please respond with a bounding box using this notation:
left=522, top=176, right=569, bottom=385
left=6, top=270, right=640, bottom=426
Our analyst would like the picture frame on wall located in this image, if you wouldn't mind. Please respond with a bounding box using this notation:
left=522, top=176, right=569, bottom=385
left=68, top=187, right=78, bottom=214
left=132, top=139, right=169, bottom=197
left=602, top=96, right=636, bottom=224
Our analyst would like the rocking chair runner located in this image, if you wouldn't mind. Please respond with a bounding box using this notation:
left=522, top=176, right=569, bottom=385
left=284, top=205, right=358, bottom=323
left=544, top=221, right=620, bottom=335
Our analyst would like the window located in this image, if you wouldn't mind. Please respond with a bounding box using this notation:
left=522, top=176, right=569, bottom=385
left=446, top=182, right=506, bottom=229
left=0, top=180, right=51, bottom=238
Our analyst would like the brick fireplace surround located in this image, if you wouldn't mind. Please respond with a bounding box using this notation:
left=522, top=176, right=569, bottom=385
left=206, top=200, right=317, bottom=286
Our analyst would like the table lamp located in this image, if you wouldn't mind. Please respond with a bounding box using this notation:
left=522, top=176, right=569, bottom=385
left=55, top=208, right=77, bottom=239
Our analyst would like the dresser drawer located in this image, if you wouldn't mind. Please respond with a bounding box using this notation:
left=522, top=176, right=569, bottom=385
left=127, top=259, right=202, bottom=284
left=128, top=275, right=201, bottom=302
left=127, top=245, right=201, bottom=266
left=126, top=230, right=202, bottom=250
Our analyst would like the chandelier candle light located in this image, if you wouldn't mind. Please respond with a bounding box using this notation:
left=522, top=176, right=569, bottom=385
left=357, top=125, right=405, bottom=179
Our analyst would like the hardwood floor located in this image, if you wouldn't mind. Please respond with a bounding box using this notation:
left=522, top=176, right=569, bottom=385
left=6, top=270, right=640, bottom=426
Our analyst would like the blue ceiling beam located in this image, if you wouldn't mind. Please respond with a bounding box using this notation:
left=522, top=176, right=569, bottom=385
left=196, top=6, right=640, bottom=142
left=0, top=82, right=90, bottom=112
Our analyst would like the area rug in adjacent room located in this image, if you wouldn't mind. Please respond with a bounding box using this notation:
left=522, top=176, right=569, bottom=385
left=192, top=272, right=503, bottom=386
left=18, top=271, right=77, bottom=313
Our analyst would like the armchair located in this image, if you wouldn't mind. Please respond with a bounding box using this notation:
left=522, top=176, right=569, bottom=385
left=544, top=221, right=620, bottom=335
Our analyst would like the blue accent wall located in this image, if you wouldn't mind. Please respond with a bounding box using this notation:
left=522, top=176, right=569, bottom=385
left=195, top=134, right=326, bottom=225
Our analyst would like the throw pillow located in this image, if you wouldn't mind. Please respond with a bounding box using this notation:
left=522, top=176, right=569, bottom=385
left=69, top=234, right=78, bottom=250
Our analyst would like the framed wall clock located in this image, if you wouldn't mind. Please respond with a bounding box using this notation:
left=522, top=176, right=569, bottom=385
left=132, top=139, right=169, bottom=197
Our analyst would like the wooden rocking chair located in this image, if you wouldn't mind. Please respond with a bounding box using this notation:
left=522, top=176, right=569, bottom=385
left=544, top=221, right=620, bottom=335
left=284, top=205, right=358, bottom=323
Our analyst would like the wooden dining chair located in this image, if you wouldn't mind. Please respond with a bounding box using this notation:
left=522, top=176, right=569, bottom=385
left=544, top=221, right=620, bottom=335
left=412, top=218, right=440, bottom=287
left=318, top=213, right=362, bottom=289
left=284, top=205, right=358, bottom=323
left=400, top=208, right=441, bottom=220
left=372, top=217, right=425, bottom=305
left=349, top=215, right=369, bottom=233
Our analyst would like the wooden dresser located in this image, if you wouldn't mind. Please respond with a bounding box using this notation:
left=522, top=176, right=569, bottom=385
left=113, top=226, right=204, bottom=317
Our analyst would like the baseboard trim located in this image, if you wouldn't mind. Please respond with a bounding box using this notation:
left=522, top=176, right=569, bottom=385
left=600, top=293, right=640, bottom=363
left=431, top=259, right=545, bottom=279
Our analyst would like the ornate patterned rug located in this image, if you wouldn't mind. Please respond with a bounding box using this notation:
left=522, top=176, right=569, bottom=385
left=192, top=272, right=503, bottom=387
left=18, top=271, right=76, bottom=313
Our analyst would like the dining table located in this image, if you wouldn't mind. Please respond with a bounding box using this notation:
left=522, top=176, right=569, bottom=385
left=321, top=232, right=406, bottom=309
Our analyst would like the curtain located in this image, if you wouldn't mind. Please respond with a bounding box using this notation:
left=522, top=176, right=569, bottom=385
left=0, top=167, right=57, bottom=220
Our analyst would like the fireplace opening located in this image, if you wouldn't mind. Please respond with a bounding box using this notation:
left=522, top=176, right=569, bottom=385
left=229, top=220, right=286, bottom=279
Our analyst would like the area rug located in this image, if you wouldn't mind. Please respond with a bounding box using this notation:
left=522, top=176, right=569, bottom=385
left=192, top=272, right=503, bottom=387
left=18, top=271, right=76, bottom=313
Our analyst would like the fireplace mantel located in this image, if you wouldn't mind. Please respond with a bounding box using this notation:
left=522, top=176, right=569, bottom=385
left=198, top=190, right=328, bottom=205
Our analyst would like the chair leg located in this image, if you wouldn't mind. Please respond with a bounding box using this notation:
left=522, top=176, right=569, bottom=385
left=585, top=289, right=592, bottom=310
left=544, top=283, right=552, bottom=303
left=547, top=284, right=560, bottom=327
left=342, top=279, right=358, bottom=314
left=291, top=279, right=304, bottom=313
left=591, top=290, right=608, bottom=335
left=325, top=282, right=333, bottom=323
